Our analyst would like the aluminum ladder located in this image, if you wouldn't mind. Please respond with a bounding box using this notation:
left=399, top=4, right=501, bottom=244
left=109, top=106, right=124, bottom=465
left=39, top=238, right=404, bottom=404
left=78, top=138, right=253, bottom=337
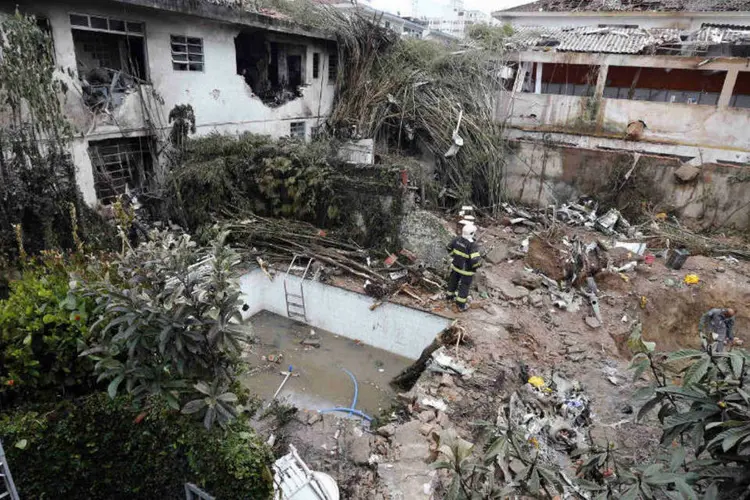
left=0, top=441, right=19, bottom=500
left=284, top=256, right=313, bottom=322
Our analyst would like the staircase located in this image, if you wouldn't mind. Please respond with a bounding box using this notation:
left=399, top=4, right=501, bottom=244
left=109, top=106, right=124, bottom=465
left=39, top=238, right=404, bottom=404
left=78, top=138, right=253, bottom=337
left=284, top=256, right=313, bottom=323
left=0, top=441, right=19, bottom=500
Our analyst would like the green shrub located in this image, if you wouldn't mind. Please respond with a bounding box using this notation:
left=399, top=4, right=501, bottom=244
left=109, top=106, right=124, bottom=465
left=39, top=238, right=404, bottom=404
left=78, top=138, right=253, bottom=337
left=0, top=253, right=98, bottom=400
left=0, top=393, right=274, bottom=499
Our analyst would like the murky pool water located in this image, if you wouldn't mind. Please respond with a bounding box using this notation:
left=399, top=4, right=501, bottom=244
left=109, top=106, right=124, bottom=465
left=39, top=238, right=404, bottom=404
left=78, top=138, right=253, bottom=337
left=241, top=311, right=413, bottom=416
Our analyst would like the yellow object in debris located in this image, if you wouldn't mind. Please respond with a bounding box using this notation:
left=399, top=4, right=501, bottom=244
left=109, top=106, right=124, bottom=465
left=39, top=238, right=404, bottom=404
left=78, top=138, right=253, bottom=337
left=528, top=376, right=545, bottom=388
left=640, top=296, right=648, bottom=309
left=655, top=212, right=668, bottom=220
left=684, top=274, right=700, bottom=285
left=619, top=273, right=630, bottom=283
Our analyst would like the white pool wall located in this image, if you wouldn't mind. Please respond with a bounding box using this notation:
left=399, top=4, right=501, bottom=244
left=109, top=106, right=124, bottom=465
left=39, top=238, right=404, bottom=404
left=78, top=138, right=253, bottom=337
left=239, top=269, right=451, bottom=360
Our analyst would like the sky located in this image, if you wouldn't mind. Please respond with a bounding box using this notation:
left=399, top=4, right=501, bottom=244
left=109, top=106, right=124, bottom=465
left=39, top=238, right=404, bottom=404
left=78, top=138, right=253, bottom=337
left=369, top=0, right=533, bottom=17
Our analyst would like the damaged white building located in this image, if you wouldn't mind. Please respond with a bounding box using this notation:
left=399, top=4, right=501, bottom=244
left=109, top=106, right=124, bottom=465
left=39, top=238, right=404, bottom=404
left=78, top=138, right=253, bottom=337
left=2, top=0, right=338, bottom=205
left=494, top=0, right=750, bottom=228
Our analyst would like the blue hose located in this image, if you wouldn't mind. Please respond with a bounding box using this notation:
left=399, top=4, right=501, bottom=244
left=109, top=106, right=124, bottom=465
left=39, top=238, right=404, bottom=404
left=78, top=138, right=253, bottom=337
left=342, top=368, right=358, bottom=416
left=318, top=368, right=373, bottom=421
left=318, top=408, right=373, bottom=421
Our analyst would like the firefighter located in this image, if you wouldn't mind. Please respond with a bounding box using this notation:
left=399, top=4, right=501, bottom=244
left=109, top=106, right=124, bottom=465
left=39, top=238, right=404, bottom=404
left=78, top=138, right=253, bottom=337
left=445, top=223, right=482, bottom=312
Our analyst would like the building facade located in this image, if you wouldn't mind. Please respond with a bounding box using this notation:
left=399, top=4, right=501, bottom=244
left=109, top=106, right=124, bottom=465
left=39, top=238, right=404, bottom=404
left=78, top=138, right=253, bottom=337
left=492, top=0, right=750, bottom=228
left=425, top=9, right=496, bottom=39
left=2, top=0, right=338, bottom=205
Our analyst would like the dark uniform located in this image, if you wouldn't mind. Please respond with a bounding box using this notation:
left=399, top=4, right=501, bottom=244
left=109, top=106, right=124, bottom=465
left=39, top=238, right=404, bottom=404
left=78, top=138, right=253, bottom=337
left=446, top=236, right=482, bottom=309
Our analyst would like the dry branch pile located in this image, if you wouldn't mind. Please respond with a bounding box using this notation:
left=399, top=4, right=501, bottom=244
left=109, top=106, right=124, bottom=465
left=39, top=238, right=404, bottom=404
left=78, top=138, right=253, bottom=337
left=221, top=213, right=387, bottom=283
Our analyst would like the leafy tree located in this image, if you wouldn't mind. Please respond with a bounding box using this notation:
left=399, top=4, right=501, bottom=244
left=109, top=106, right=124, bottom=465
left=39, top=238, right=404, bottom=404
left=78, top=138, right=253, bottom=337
left=82, top=231, right=249, bottom=428
left=0, top=252, right=98, bottom=401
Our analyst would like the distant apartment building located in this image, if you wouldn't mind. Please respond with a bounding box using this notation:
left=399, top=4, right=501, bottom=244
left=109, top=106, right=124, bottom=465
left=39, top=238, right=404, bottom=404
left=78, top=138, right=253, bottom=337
left=425, top=9, right=496, bottom=39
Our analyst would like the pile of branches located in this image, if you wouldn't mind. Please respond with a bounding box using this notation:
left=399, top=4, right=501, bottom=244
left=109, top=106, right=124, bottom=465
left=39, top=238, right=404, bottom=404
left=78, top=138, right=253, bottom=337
left=221, top=212, right=387, bottom=284
left=310, top=5, right=511, bottom=212
left=645, top=219, right=750, bottom=259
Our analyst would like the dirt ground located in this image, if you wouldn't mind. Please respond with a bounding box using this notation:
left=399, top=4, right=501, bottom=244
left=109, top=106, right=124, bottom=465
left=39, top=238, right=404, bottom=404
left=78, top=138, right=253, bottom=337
left=262, top=216, right=750, bottom=499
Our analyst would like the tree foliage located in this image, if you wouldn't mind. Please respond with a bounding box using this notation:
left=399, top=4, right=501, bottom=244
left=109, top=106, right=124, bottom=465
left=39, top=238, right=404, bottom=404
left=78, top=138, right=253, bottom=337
left=0, top=252, right=99, bottom=402
left=81, top=230, right=249, bottom=428
left=0, top=12, right=114, bottom=260
left=0, top=393, right=274, bottom=499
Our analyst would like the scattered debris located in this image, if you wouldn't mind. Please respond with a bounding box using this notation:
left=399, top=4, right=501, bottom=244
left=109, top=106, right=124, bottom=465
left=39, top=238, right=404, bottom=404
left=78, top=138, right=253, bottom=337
left=429, top=347, right=475, bottom=377
left=420, top=395, right=448, bottom=414
left=585, top=316, right=602, bottom=329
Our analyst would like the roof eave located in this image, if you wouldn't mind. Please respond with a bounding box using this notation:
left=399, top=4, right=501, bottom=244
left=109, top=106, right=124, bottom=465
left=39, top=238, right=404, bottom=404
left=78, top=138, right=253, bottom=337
left=111, top=0, right=336, bottom=40
left=493, top=10, right=750, bottom=18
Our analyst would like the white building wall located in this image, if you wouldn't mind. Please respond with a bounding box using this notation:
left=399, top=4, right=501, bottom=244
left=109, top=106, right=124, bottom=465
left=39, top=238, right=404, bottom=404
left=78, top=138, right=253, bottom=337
left=10, top=0, right=337, bottom=204
left=239, top=270, right=451, bottom=360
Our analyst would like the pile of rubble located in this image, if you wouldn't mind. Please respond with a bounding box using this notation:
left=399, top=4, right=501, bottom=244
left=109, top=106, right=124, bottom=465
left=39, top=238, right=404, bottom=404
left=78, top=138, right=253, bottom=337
left=501, top=199, right=640, bottom=239
left=494, top=372, right=594, bottom=491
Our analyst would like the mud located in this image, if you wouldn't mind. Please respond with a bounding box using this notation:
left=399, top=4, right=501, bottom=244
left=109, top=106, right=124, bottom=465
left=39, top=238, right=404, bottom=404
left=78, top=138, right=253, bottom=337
left=241, top=311, right=412, bottom=415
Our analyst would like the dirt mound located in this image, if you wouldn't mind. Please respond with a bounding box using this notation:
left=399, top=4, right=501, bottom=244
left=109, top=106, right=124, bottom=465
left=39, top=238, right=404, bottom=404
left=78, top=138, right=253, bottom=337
left=526, top=237, right=566, bottom=280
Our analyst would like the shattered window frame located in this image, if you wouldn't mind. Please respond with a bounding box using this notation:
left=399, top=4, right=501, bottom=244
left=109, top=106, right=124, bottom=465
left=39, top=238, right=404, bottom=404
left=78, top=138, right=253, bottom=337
left=69, top=13, right=145, bottom=37
left=89, top=136, right=154, bottom=203
left=290, top=121, right=306, bottom=139
left=171, top=35, right=205, bottom=72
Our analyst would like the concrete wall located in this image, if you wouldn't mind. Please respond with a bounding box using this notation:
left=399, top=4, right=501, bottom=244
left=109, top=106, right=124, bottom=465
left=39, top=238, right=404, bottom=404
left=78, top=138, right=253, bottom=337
left=238, top=269, right=451, bottom=360
left=499, top=91, right=750, bottom=154
left=504, top=140, right=750, bottom=229
left=8, top=0, right=336, bottom=203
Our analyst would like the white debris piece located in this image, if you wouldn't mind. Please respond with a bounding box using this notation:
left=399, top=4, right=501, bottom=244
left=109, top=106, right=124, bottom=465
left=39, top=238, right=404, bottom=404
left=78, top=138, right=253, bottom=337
left=421, top=396, right=448, bottom=413
left=615, top=241, right=647, bottom=256
left=429, top=347, right=475, bottom=377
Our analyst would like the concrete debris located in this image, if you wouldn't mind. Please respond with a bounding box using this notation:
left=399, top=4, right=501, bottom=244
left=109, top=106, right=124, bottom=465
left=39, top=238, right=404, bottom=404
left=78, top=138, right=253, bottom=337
left=418, top=410, right=436, bottom=423
left=674, top=164, right=701, bottom=183
left=585, top=316, right=602, bottom=329
left=429, top=347, right=476, bottom=377
left=485, top=244, right=511, bottom=264
left=511, top=271, right=543, bottom=290
left=421, top=396, right=448, bottom=413
left=377, top=424, right=396, bottom=438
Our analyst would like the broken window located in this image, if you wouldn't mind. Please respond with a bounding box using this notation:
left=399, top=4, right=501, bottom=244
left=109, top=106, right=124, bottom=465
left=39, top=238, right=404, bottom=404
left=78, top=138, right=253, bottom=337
left=731, top=71, right=750, bottom=109
left=171, top=35, right=204, bottom=72
left=290, top=121, right=306, bottom=139
left=328, top=51, right=338, bottom=84
left=235, top=30, right=306, bottom=107
left=534, top=63, right=598, bottom=96
left=603, top=66, right=725, bottom=105
left=313, top=53, right=320, bottom=79
left=89, top=137, right=153, bottom=203
left=71, top=13, right=147, bottom=112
